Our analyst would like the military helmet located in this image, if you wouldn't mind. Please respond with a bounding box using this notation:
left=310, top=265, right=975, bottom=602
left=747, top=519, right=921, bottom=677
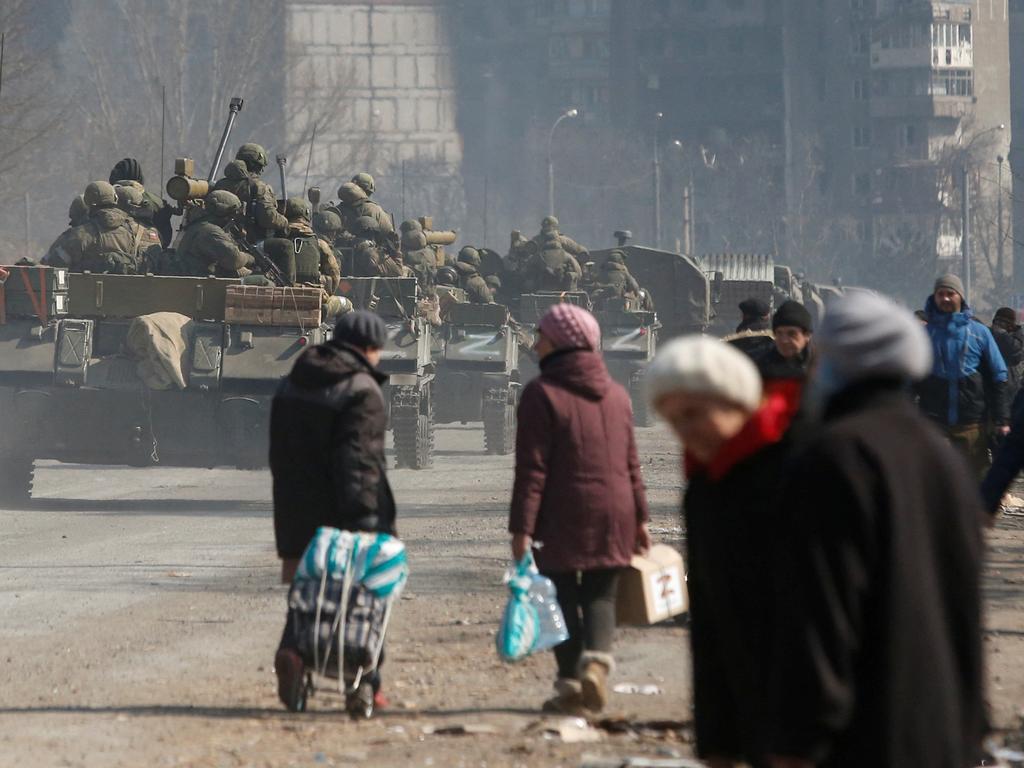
left=400, top=219, right=423, bottom=233
left=205, top=189, right=243, bottom=218
left=458, top=246, right=481, bottom=267
left=109, top=157, right=144, bottom=185
left=436, top=265, right=459, bottom=287
left=284, top=196, right=312, bottom=221
left=484, top=274, right=502, bottom=290
left=235, top=143, right=268, bottom=172
left=352, top=215, right=379, bottom=236
left=351, top=172, right=375, bottom=196
left=541, top=215, right=559, bottom=231
left=115, top=183, right=145, bottom=209
left=68, top=195, right=89, bottom=225
left=607, top=249, right=626, bottom=265
left=402, top=230, right=428, bottom=250
left=314, top=210, right=343, bottom=235
left=84, top=180, right=118, bottom=209
left=337, top=182, right=368, bottom=204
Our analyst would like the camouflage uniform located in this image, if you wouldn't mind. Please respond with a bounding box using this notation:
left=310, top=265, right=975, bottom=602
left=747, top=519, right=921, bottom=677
left=43, top=196, right=89, bottom=266
left=115, top=183, right=164, bottom=254
left=50, top=181, right=161, bottom=274
left=456, top=247, right=493, bottom=304
left=109, top=157, right=174, bottom=247
left=313, top=209, right=351, bottom=277
left=402, top=229, right=437, bottom=287
left=212, top=144, right=288, bottom=242
left=527, top=232, right=582, bottom=292
left=172, top=190, right=254, bottom=278
left=337, top=182, right=395, bottom=236
left=595, top=251, right=641, bottom=300
left=264, top=198, right=341, bottom=294
left=530, top=215, right=588, bottom=259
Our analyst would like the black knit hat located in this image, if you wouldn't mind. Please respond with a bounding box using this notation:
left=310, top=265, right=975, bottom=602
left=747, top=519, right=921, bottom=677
left=739, top=297, right=770, bottom=318
left=333, top=310, right=387, bottom=350
left=772, top=300, right=813, bottom=332
left=994, top=307, right=1018, bottom=326
left=109, top=157, right=144, bottom=185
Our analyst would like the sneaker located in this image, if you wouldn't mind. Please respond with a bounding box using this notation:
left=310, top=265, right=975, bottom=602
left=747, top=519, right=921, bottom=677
left=542, top=677, right=586, bottom=716
left=346, top=680, right=374, bottom=720
left=580, top=660, right=609, bottom=712
left=274, top=648, right=306, bottom=712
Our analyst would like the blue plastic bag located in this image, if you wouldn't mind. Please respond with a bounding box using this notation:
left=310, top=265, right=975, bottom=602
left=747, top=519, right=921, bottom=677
left=496, top=553, right=569, bottom=662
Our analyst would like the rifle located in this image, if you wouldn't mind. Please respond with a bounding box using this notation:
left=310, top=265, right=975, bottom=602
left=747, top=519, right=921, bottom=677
left=225, top=220, right=288, bottom=287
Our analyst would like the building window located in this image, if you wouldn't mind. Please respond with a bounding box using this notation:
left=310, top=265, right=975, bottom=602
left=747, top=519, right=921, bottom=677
left=931, top=69, right=973, bottom=97
left=852, top=125, right=871, bottom=148
left=851, top=31, right=870, bottom=55
left=853, top=173, right=871, bottom=196
left=900, top=124, right=916, bottom=147
left=853, top=78, right=868, bottom=100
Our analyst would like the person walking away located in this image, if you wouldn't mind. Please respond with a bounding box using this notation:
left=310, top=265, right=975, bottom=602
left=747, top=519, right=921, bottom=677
left=646, top=336, right=798, bottom=767
left=918, top=274, right=1009, bottom=475
left=767, top=291, right=985, bottom=768
left=509, top=304, right=651, bottom=715
left=270, top=310, right=397, bottom=712
left=991, top=307, right=1024, bottom=417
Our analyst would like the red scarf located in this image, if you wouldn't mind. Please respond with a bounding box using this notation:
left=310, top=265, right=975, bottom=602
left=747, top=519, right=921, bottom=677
left=684, top=392, right=794, bottom=481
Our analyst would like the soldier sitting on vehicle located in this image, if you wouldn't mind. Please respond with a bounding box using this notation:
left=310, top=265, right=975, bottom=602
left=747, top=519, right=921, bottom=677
left=109, top=157, right=175, bottom=247
left=484, top=274, right=503, bottom=305
left=42, top=195, right=89, bottom=266
left=212, top=143, right=289, bottom=243
left=313, top=209, right=351, bottom=276
left=47, top=181, right=162, bottom=275
left=351, top=238, right=409, bottom=279
left=531, top=215, right=588, bottom=260
left=114, top=183, right=163, bottom=264
left=456, top=247, right=494, bottom=304
left=526, top=231, right=582, bottom=292
left=337, top=181, right=395, bottom=237
left=170, top=190, right=254, bottom=278
left=264, top=198, right=341, bottom=295
left=401, top=227, right=437, bottom=288
left=591, top=250, right=641, bottom=305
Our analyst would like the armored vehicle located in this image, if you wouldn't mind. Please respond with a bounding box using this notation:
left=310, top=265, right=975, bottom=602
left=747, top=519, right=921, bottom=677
left=0, top=265, right=328, bottom=505
left=336, top=277, right=435, bottom=470
left=434, top=300, right=519, bottom=454
left=591, top=297, right=659, bottom=426
left=698, top=253, right=776, bottom=336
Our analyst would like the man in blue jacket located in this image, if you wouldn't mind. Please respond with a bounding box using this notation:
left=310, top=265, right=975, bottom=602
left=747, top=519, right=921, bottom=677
left=918, top=274, right=1010, bottom=475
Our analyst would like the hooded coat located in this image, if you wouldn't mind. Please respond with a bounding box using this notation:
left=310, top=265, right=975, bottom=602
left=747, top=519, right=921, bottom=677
left=919, top=295, right=1010, bottom=426
left=270, top=341, right=396, bottom=559
left=508, top=349, right=648, bottom=572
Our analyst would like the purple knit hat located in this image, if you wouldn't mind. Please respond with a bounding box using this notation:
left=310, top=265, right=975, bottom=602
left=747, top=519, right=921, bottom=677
left=538, top=303, right=601, bottom=352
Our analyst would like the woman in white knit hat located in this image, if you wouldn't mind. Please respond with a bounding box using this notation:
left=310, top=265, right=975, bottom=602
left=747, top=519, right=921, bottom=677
left=647, top=335, right=799, bottom=767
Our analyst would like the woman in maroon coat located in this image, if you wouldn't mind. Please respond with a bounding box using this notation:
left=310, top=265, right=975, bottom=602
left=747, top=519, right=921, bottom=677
left=509, top=303, right=651, bottom=714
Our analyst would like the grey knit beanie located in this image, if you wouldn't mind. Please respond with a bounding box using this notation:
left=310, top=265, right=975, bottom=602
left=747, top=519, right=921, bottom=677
left=647, top=335, right=763, bottom=412
left=816, top=291, right=932, bottom=384
left=934, top=274, right=965, bottom=298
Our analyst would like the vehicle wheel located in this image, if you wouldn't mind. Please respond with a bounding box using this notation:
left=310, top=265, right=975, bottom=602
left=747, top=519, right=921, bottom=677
left=483, top=386, right=516, bottom=455
left=629, top=369, right=652, bottom=428
left=393, top=385, right=434, bottom=470
left=0, top=457, right=34, bottom=507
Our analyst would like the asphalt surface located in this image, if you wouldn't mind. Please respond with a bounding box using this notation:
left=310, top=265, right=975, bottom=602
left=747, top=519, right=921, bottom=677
left=1, top=422, right=1023, bottom=768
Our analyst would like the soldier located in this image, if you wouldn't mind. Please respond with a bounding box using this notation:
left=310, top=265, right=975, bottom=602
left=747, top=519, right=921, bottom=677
left=484, top=274, right=503, bottom=304
left=531, top=215, right=588, bottom=259
left=43, top=195, right=89, bottom=266
left=313, top=209, right=351, bottom=276
left=593, top=250, right=641, bottom=305
left=337, top=181, right=395, bottom=236
left=115, top=183, right=164, bottom=259
left=264, top=198, right=341, bottom=294
left=527, top=231, right=582, bottom=292
left=456, top=247, right=493, bottom=304
left=172, top=190, right=254, bottom=278
left=48, top=181, right=161, bottom=274
left=68, top=195, right=89, bottom=227
left=109, top=157, right=175, bottom=247
left=351, top=172, right=375, bottom=198
left=401, top=228, right=437, bottom=287
left=212, top=143, right=289, bottom=242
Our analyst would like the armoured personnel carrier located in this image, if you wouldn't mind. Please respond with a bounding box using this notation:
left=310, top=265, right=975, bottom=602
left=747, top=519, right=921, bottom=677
left=0, top=265, right=328, bottom=505
left=336, top=277, right=435, bottom=470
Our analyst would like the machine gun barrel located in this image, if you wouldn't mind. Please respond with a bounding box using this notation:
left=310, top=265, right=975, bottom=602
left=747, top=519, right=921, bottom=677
left=207, top=97, right=244, bottom=182
left=276, top=155, right=288, bottom=200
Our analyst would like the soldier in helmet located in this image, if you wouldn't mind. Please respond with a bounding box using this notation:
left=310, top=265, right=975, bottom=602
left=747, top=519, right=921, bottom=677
left=313, top=209, right=351, bottom=276
left=456, top=246, right=493, bottom=304
left=401, top=226, right=437, bottom=288
left=351, top=172, right=375, bottom=197
left=263, top=197, right=341, bottom=294
left=171, top=190, right=254, bottom=278
left=115, top=182, right=163, bottom=260
left=484, top=274, right=503, bottom=304
left=526, top=230, right=582, bottom=292
left=531, top=215, right=588, bottom=259
left=109, top=157, right=174, bottom=247
left=337, top=181, right=394, bottom=236
left=212, top=144, right=288, bottom=243
left=68, top=195, right=89, bottom=227
left=48, top=181, right=162, bottom=274
left=43, top=195, right=90, bottom=266
left=592, top=249, right=641, bottom=305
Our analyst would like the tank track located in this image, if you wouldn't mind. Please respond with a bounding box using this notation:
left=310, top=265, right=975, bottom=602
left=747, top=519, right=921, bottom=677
left=0, top=457, right=34, bottom=508
left=392, top=385, right=434, bottom=470
left=629, top=368, right=652, bottom=428
left=483, top=386, right=516, bottom=455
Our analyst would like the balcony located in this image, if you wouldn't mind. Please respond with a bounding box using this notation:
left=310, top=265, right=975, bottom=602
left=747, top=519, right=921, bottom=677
left=870, top=94, right=973, bottom=119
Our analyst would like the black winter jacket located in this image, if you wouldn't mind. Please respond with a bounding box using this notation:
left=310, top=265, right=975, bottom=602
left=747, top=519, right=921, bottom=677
left=769, top=382, right=986, bottom=768
left=270, top=341, right=396, bottom=559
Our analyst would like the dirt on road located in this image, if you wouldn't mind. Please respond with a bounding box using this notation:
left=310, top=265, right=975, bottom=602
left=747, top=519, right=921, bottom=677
left=0, top=423, right=1022, bottom=768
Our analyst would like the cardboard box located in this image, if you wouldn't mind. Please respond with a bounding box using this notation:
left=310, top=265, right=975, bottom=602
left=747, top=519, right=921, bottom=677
left=616, top=544, right=688, bottom=625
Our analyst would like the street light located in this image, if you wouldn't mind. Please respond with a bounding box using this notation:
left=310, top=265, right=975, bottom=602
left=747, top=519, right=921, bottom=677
left=998, top=154, right=1005, bottom=283
left=547, top=108, right=579, bottom=216
left=653, top=112, right=664, bottom=249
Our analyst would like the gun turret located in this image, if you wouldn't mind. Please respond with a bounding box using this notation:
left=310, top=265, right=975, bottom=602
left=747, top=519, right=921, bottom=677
left=208, top=97, right=244, bottom=183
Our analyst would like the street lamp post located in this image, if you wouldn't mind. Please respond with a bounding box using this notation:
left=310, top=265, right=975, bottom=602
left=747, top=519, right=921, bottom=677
left=653, top=112, right=663, bottom=249
left=547, top=108, right=578, bottom=217
left=997, top=154, right=1005, bottom=283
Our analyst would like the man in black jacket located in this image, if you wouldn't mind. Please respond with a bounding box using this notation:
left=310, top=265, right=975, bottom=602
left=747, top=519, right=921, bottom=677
left=768, top=292, right=985, bottom=768
left=271, top=310, right=395, bottom=706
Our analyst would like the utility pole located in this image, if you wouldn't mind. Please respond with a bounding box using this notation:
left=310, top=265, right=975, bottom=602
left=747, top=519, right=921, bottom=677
left=682, top=183, right=692, bottom=256
left=997, top=155, right=1005, bottom=283
left=961, top=165, right=971, bottom=303
left=483, top=174, right=489, bottom=244
left=653, top=112, right=663, bottom=249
